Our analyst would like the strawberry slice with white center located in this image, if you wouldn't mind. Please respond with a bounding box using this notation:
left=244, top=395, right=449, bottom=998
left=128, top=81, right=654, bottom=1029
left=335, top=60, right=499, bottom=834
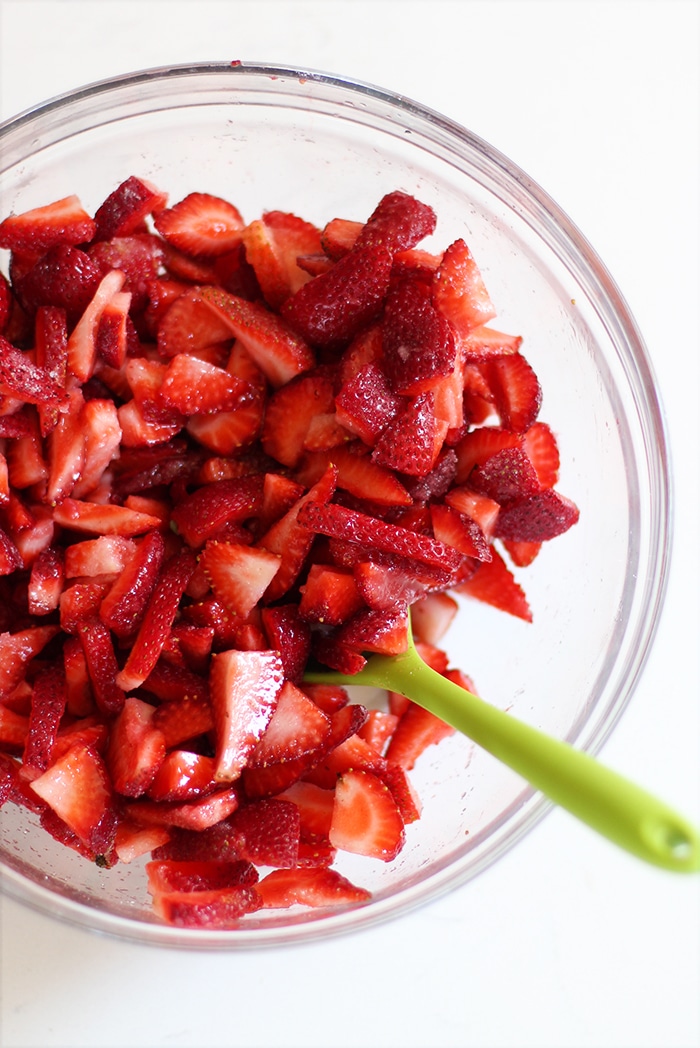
left=385, top=701, right=456, bottom=771
left=53, top=499, right=165, bottom=537
left=522, top=420, right=561, bottom=489
left=67, top=268, right=127, bottom=383
left=257, top=866, right=370, bottom=909
left=209, top=648, right=285, bottom=782
left=432, top=237, right=497, bottom=336
left=27, top=545, right=65, bottom=616
left=0, top=195, right=97, bottom=253
left=147, top=751, right=218, bottom=802
left=156, top=286, right=236, bottom=359
left=329, top=768, right=405, bottom=862
left=158, top=353, right=250, bottom=416
left=198, top=286, right=316, bottom=388
left=430, top=502, right=492, bottom=562
left=29, top=741, right=118, bottom=857
left=70, top=397, right=122, bottom=500
left=249, top=680, right=331, bottom=767
left=153, top=192, right=245, bottom=257
left=261, top=370, right=336, bottom=468
left=199, top=539, right=282, bottom=619
left=106, top=696, right=166, bottom=797
left=98, top=528, right=165, bottom=639
left=93, top=176, right=168, bottom=242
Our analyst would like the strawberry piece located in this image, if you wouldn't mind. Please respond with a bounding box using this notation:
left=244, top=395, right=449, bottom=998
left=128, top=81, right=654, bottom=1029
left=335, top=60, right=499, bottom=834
left=89, top=233, right=164, bottom=314
left=281, top=245, right=393, bottom=349
left=64, top=535, right=135, bottom=579
left=298, top=501, right=465, bottom=572
left=381, top=274, right=457, bottom=394
left=53, top=499, right=164, bottom=537
left=116, top=549, right=197, bottom=692
left=320, top=217, right=363, bottom=259
left=385, top=702, right=456, bottom=770
left=99, top=528, right=166, bottom=639
left=461, top=325, right=523, bottom=359
left=0, top=527, right=23, bottom=575
left=454, top=425, right=522, bottom=484
left=0, top=271, right=11, bottom=333
left=259, top=604, right=311, bottom=683
left=78, top=617, right=124, bottom=716
left=156, top=286, right=235, bottom=359
left=159, top=354, right=250, bottom=416
left=62, top=637, right=94, bottom=718
left=261, top=370, right=335, bottom=467
left=455, top=546, right=532, bottom=621
left=29, top=741, right=118, bottom=857
left=299, top=445, right=412, bottom=508
left=0, top=705, right=30, bottom=752
left=334, top=361, right=402, bottom=447
left=125, top=788, right=240, bottom=832
left=357, top=709, right=400, bottom=755
left=142, top=658, right=210, bottom=705
left=486, top=353, right=542, bottom=433
left=355, top=191, right=437, bottom=254
left=147, top=751, right=218, bottom=802
left=171, top=475, right=264, bottom=548
left=337, top=605, right=410, bottom=657
left=27, top=545, right=65, bottom=615
left=17, top=245, right=102, bottom=323
left=352, top=560, right=433, bottom=610
left=0, top=334, right=66, bottom=405
left=410, top=592, right=460, bottom=645
left=106, top=697, right=166, bottom=797
left=198, top=286, right=316, bottom=387
left=432, top=238, right=497, bottom=335
left=185, top=389, right=265, bottom=456
left=114, top=821, right=171, bottom=863
left=372, top=392, right=448, bottom=476
left=310, top=633, right=368, bottom=677
left=494, top=489, right=580, bottom=542
left=150, top=886, right=262, bottom=927
left=249, top=681, right=331, bottom=767
left=257, top=867, right=370, bottom=909
left=153, top=192, right=244, bottom=257
left=44, top=386, right=86, bottom=504
left=0, top=195, right=96, bottom=253
left=60, top=580, right=112, bottom=635
left=145, top=858, right=258, bottom=894
left=502, top=538, right=542, bottom=568
left=329, top=768, right=405, bottom=861
left=151, top=695, right=215, bottom=750
left=209, top=648, right=285, bottom=781
left=22, top=663, right=67, bottom=772
left=94, top=290, right=132, bottom=369
left=0, top=625, right=59, bottom=700
left=523, top=421, right=560, bottom=489
left=299, top=564, right=365, bottom=625
left=224, top=798, right=300, bottom=868
left=429, top=502, right=492, bottom=562
left=469, top=445, right=541, bottom=504
left=66, top=268, right=127, bottom=382
left=93, top=176, right=167, bottom=242
left=444, top=486, right=500, bottom=540
left=200, top=539, right=281, bottom=619
left=256, top=465, right=337, bottom=602
left=299, top=683, right=349, bottom=715
left=277, top=780, right=335, bottom=840
left=70, top=397, right=122, bottom=500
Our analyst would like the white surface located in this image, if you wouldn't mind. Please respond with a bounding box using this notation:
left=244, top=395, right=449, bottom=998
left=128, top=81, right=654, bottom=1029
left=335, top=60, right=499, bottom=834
left=0, top=2, right=698, bottom=1046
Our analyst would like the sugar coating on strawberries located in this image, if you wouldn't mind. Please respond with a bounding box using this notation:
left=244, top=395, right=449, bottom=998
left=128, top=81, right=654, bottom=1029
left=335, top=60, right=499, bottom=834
left=0, top=181, right=579, bottom=928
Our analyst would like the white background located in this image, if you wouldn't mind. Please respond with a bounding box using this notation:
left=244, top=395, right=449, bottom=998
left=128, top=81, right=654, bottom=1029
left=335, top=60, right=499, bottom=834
left=0, top=2, right=698, bottom=1047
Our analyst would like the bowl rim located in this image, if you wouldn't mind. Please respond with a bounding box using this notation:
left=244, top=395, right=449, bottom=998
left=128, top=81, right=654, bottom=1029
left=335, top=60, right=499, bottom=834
left=0, top=61, right=674, bottom=948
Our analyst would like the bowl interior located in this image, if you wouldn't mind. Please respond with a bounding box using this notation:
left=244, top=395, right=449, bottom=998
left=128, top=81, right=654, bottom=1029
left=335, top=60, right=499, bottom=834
left=0, top=64, right=670, bottom=947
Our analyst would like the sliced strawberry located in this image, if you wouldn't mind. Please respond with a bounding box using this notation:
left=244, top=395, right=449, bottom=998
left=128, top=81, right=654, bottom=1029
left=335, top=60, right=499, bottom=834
left=277, top=780, right=335, bottom=839
left=259, top=604, right=311, bottom=683
left=299, top=445, right=412, bottom=508
left=320, top=217, right=363, bottom=259
left=116, top=549, right=197, bottom=692
left=461, top=324, right=523, bottom=359
left=147, top=751, right=218, bottom=802
left=78, top=617, right=124, bottom=716
left=27, top=545, right=65, bottom=616
left=145, top=858, right=258, bottom=894
left=357, top=709, right=400, bottom=755
left=382, top=273, right=457, bottom=395
left=70, top=397, right=122, bottom=500
left=0, top=195, right=96, bottom=253
left=93, top=176, right=167, bottom=241
left=257, top=867, right=370, bottom=909
left=455, top=546, right=532, bottom=621
left=432, top=238, right=497, bottom=335
left=281, top=245, right=393, bottom=349
left=261, top=370, right=335, bottom=467
left=444, top=486, right=500, bottom=540
left=125, top=788, right=240, bottom=832
left=114, top=821, right=171, bottom=864
left=410, top=591, right=460, bottom=645
left=469, top=445, right=542, bottom=505
left=62, top=636, right=94, bottom=718
left=171, top=475, right=264, bottom=548
left=337, top=605, right=410, bottom=657
left=333, top=361, right=402, bottom=447
left=94, top=289, right=132, bottom=369
left=29, top=741, right=118, bottom=857
left=298, top=563, right=365, bottom=626
left=385, top=701, right=456, bottom=770
left=67, top=268, right=127, bottom=383
left=0, top=526, right=24, bottom=575
left=156, top=286, right=235, bottom=359
left=198, top=286, right=316, bottom=387
left=150, top=885, right=262, bottom=928
left=151, top=695, right=215, bottom=750
left=17, top=246, right=101, bottom=324
left=64, top=535, right=135, bottom=578
left=522, top=421, right=560, bottom=489
left=454, top=425, right=522, bottom=484
left=185, top=389, right=265, bottom=456
left=22, top=663, right=67, bottom=773
left=494, top=489, right=580, bottom=542
left=355, top=191, right=436, bottom=254
left=486, top=353, right=542, bottom=433
left=99, top=528, right=166, bottom=639
left=502, top=538, right=542, bottom=568
left=159, top=354, right=250, bottom=416
left=249, top=681, right=331, bottom=767
left=0, top=625, right=59, bottom=700
left=209, top=648, right=285, bottom=781
left=106, top=696, right=166, bottom=797
left=0, top=271, right=11, bottom=333
left=329, top=768, right=405, bottom=861
left=53, top=499, right=164, bottom=537
left=299, top=683, right=349, bottom=715
left=88, top=233, right=164, bottom=314
left=153, top=192, right=244, bottom=257
left=372, top=392, right=448, bottom=477
left=0, top=705, right=30, bottom=752
left=225, top=798, right=300, bottom=867
left=352, top=560, right=433, bottom=610
left=0, top=334, right=66, bottom=405
left=200, top=539, right=281, bottom=619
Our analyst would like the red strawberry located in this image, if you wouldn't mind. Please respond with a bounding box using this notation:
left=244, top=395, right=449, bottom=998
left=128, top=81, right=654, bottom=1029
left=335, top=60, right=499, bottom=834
left=0, top=272, right=11, bottom=333
left=523, top=421, right=560, bottom=489
left=53, top=499, right=164, bottom=537
left=145, top=858, right=258, bottom=893
left=299, top=563, right=365, bottom=625
left=29, top=741, right=118, bottom=857
left=329, top=768, right=405, bottom=861
left=150, top=886, right=262, bottom=927
left=200, top=539, right=282, bottom=619
left=225, top=798, right=300, bottom=867
left=0, top=526, right=23, bottom=576
left=357, top=709, right=400, bottom=755
left=156, top=286, right=235, bottom=359
left=381, top=273, right=457, bottom=395
left=198, top=286, right=316, bottom=387
left=242, top=212, right=320, bottom=310
left=0, top=195, right=96, bottom=253
left=99, top=528, right=166, bottom=639
left=277, top=779, right=335, bottom=839
left=502, top=538, right=542, bottom=568
left=147, top=751, right=218, bottom=802
left=114, top=820, right=171, bottom=864
left=88, top=233, right=164, bottom=314
left=158, top=353, right=249, bottom=416
left=337, top=605, right=410, bottom=657
left=70, top=397, right=122, bottom=500
left=443, top=486, right=500, bottom=540
left=469, top=445, right=542, bottom=504
left=355, top=191, right=436, bottom=253
left=94, top=290, right=132, bottom=369
left=281, top=245, right=393, bottom=349
left=261, top=370, right=335, bottom=467
left=0, top=334, right=66, bottom=405
left=410, top=591, right=460, bottom=645
left=494, top=489, right=580, bottom=542
left=0, top=625, right=59, bottom=700
left=259, top=604, right=311, bottom=683
left=151, top=695, right=215, bottom=750
left=93, top=176, right=167, bottom=241
left=257, top=867, right=370, bottom=909
left=185, top=389, right=265, bottom=456
left=454, top=425, right=522, bottom=484
left=153, top=192, right=244, bottom=257
left=67, top=268, right=127, bottom=383
left=0, top=705, right=30, bottom=752
left=430, top=502, right=492, bottom=562
left=432, top=238, right=497, bottom=335
left=371, top=392, right=448, bottom=477
left=455, top=546, right=532, bottom=621
left=170, top=475, right=264, bottom=548
left=385, top=701, right=456, bottom=770
left=461, top=324, right=523, bottom=359
left=64, top=535, right=135, bottom=579
left=27, top=545, right=65, bottom=616
left=486, top=353, right=542, bottom=433
left=124, top=788, right=240, bottom=832
left=334, top=361, right=402, bottom=446
left=320, top=217, right=363, bottom=259
left=16, top=245, right=102, bottom=323
left=209, top=648, right=285, bottom=782
left=106, top=696, right=166, bottom=797
left=249, top=681, right=331, bottom=767
left=116, top=549, right=197, bottom=692
left=299, top=445, right=412, bottom=509
left=78, top=617, right=124, bottom=716
left=352, top=560, right=433, bottom=610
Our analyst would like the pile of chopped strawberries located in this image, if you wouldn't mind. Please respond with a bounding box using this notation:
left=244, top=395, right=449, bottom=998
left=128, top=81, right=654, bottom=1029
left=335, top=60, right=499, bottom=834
left=0, top=180, right=578, bottom=928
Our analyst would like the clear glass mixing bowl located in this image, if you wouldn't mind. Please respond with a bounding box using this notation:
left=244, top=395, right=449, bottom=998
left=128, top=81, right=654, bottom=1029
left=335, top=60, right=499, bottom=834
left=0, top=63, right=671, bottom=948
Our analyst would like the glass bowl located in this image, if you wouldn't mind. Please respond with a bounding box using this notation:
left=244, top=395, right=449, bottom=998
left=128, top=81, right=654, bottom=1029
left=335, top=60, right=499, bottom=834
left=0, top=62, right=670, bottom=948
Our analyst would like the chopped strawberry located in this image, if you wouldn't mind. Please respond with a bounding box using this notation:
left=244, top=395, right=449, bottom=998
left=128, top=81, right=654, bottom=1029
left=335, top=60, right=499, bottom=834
left=455, top=546, right=532, bottom=621
left=27, top=545, right=65, bottom=616
left=382, top=273, right=457, bottom=395
left=487, top=353, right=542, bottom=433
left=147, top=751, right=218, bottom=802
left=0, top=334, right=66, bottom=405
left=99, top=528, right=166, bottom=639
left=444, top=486, right=500, bottom=540
left=432, top=238, right=497, bottom=335
left=355, top=191, right=437, bottom=254
left=156, top=286, right=235, bottom=359
left=200, top=539, right=281, bottom=619
left=53, top=499, right=164, bottom=537
left=461, top=324, right=523, bottom=358
left=150, top=885, right=262, bottom=927
left=334, top=361, right=402, bottom=447
left=277, top=780, right=335, bottom=840
left=0, top=705, right=30, bottom=752
left=89, top=233, right=164, bottom=314
left=357, top=709, right=400, bottom=755
left=17, top=245, right=102, bottom=323
left=0, top=195, right=97, bottom=253
left=185, top=390, right=265, bottom=456
left=67, top=268, right=127, bottom=382
left=78, top=617, right=124, bottom=716
left=257, top=866, right=370, bottom=909
left=154, top=192, right=244, bottom=257
left=209, top=648, right=285, bottom=781
left=299, top=563, right=365, bottom=626
left=94, top=290, right=132, bottom=369
left=159, top=354, right=250, bottom=416
left=469, top=445, right=542, bottom=505
left=151, top=695, right=215, bottom=750
left=0, top=625, right=59, bottom=700
left=300, top=445, right=412, bottom=508
left=93, top=176, right=167, bottom=241
left=523, top=420, right=560, bottom=489
left=372, top=392, right=448, bottom=476
left=337, top=605, right=410, bottom=657
left=329, top=768, right=405, bottom=861
left=281, top=245, right=393, bottom=349
left=385, top=701, right=456, bottom=770
left=261, top=370, right=335, bottom=467
left=249, top=681, right=331, bottom=767
left=259, top=604, right=311, bottom=682
left=171, top=475, right=264, bottom=549
left=106, top=697, right=166, bottom=796
left=494, top=489, right=580, bottom=542
left=125, top=788, right=240, bottom=832
left=409, top=591, right=460, bottom=645
left=225, top=798, right=300, bottom=867
left=454, top=425, right=522, bottom=484
left=501, top=538, right=542, bottom=567
left=22, top=663, right=67, bottom=773
left=320, top=217, right=363, bottom=259
left=145, top=858, right=258, bottom=894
